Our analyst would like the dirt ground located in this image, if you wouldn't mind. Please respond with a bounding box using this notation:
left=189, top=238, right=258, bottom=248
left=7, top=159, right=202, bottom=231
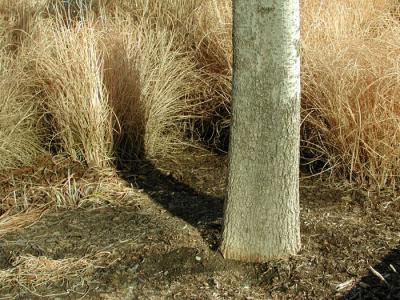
left=0, top=151, right=399, bottom=299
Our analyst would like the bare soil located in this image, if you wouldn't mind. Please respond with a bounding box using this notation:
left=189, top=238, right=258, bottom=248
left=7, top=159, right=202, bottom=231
left=0, top=151, right=399, bottom=299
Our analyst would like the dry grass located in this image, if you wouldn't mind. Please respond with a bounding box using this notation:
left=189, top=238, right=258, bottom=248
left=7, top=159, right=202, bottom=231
left=186, top=0, right=400, bottom=189
left=190, top=0, right=232, bottom=147
left=101, top=0, right=201, bottom=29
left=1, top=3, right=400, bottom=297
left=1, top=0, right=400, bottom=250
left=22, top=15, right=114, bottom=168
left=187, top=0, right=400, bottom=188
left=0, top=2, right=44, bottom=170
left=301, top=0, right=400, bottom=189
left=0, top=155, right=138, bottom=237
left=0, top=0, right=208, bottom=168
left=0, top=0, right=202, bottom=240
left=0, top=0, right=45, bottom=52
left=0, top=52, right=44, bottom=170
left=101, top=17, right=201, bottom=160
left=0, top=251, right=113, bottom=297
left=1, top=1, right=400, bottom=297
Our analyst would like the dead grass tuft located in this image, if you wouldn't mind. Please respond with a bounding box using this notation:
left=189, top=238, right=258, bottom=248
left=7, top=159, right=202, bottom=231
left=0, top=251, right=112, bottom=297
left=101, top=17, right=201, bottom=161
left=21, top=16, right=114, bottom=168
left=301, top=0, right=400, bottom=189
left=0, top=0, right=45, bottom=52
left=0, top=51, right=44, bottom=170
left=0, top=155, right=138, bottom=236
left=190, top=0, right=232, bottom=149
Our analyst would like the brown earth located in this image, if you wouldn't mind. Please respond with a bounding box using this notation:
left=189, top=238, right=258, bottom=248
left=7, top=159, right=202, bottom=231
left=0, top=151, right=399, bottom=299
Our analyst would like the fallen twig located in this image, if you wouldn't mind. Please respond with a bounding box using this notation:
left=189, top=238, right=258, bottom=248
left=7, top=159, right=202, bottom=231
left=368, top=265, right=389, bottom=287
left=389, top=264, right=397, bottom=273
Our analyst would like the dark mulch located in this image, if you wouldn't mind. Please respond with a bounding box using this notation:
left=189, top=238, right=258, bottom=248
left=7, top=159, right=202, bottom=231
left=0, top=149, right=399, bottom=299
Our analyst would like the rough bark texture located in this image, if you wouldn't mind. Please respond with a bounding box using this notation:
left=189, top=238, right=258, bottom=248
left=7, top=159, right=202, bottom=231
left=221, top=0, right=301, bottom=262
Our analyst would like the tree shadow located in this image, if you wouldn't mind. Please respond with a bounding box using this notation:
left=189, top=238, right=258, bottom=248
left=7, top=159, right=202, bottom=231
left=121, top=159, right=225, bottom=251
left=341, top=245, right=400, bottom=300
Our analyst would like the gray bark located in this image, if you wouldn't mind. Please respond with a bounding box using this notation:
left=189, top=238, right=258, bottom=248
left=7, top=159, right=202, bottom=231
left=221, top=0, right=301, bottom=262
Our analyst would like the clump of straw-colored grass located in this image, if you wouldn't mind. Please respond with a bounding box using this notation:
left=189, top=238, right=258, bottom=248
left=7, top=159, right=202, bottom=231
left=187, top=0, right=400, bottom=189
left=0, top=2, right=203, bottom=237
left=0, top=53, right=44, bottom=170
left=0, top=1, right=45, bottom=171
left=301, top=0, right=400, bottom=189
left=2, top=0, right=400, bottom=197
left=22, top=15, right=114, bottom=168
left=0, top=0, right=45, bottom=52
left=189, top=0, right=232, bottom=149
left=100, top=0, right=201, bottom=29
left=101, top=17, right=201, bottom=161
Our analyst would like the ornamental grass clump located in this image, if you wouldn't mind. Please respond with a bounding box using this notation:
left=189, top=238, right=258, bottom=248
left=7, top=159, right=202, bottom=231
left=301, top=0, right=400, bottom=189
left=0, top=57, right=44, bottom=170
left=101, top=17, right=201, bottom=161
left=22, top=15, right=114, bottom=168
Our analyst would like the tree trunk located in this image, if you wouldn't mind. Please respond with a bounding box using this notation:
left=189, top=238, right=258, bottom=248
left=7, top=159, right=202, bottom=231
left=221, top=0, right=301, bottom=262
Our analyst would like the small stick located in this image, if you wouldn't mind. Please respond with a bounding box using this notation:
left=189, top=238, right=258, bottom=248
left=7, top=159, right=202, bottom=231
left=369, top=266, right=389, bottom=287
left=335, top=279, right=355, bottom=291
left=389, top=264, right=397, bottom=273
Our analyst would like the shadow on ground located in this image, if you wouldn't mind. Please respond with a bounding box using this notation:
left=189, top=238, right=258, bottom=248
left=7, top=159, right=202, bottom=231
left=122, top=159, right=225, bottom=250
left=342, top=245, right=400, bottom=300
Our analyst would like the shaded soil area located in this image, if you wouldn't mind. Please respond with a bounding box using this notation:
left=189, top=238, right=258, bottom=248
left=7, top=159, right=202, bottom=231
left=1, top=151, right=399, bottom=299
